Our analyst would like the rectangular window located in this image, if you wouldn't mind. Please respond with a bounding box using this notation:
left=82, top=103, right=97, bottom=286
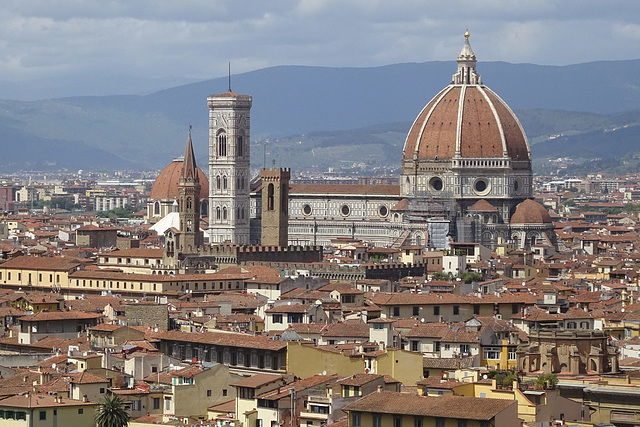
left=39, top=411, right=46, bottom=420
left=512, top=304, right=519, bottom=314
left=412, top=306, right=420, bottom=316
left=393, top=306, right=400, bottom=317
left=207, top=390, right=212, bottom=397
left=165, top=398, right=171, bottom=411
left=373, top=414, right=381, bottom=427
left=78, top=409, right=84, bottom=414
left=273, top=314, right=283, bottom=324
left=153, top=398, right=160, bottom=410
left=434, top=341, right=441, bottom=352
left=131, top=400, right=142, bottom=411
left=411, top=341, right=419, bottom=352
left=352, top=412, right=361, bottom=427
left=508, top=349, right=517, bottom=360
left=414, top=417, right=423, bottom=427
left=453, top=305, right=459, bottom=315
left=394, top=415, right=402, bottom=427
left=457, top=420, right=467, bottom=427
left=473, top=304, right=480, bottom=315
left=483, top=347, right=501, bottom=360
left=435, top=418, right=445, bottom=427
left=433, top=306, right=440, bottom=316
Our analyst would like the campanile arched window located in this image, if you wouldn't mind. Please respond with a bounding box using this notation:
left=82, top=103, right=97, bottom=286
left=217, top=131, right=227, bottom=157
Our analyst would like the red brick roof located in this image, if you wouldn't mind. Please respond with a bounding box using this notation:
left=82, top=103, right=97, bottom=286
left=0, top=255, right=83, bottom=271
left=289, top=184, right=399, bottom=196
left=343, top=391, right=515, bottom=420
left=19, top=311, right=102, bottom=322
left=156, top=330, right=286, bottom=351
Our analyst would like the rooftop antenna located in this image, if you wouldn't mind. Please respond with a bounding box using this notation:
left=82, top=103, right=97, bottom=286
left=228, top=62, right=231, bottom=92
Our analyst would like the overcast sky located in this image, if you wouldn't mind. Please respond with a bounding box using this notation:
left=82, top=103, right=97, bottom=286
left=1, top=1, right=639, bottom=84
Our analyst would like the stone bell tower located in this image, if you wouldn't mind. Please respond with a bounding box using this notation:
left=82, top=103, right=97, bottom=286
left=207, top=89, right=252, bottom=244
left=260, top=168, right=290, bottom=246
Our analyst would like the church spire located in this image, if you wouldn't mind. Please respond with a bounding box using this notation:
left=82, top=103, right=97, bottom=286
left=452, top=30, right=481, bottom=85
left=182, top=126, right=198, bottom=182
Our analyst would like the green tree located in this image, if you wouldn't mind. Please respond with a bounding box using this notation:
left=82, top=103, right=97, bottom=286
left=535, top=373, right=558, bottom=389
left=431, top=272, right=452, bottom=281
left=95, top=394, right=130, bottom=427
left=458, top=272, right=482, bottom=284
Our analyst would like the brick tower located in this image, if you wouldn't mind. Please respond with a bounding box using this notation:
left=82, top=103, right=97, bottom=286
left=260, top=168, right=290, bottom=246
left=178, top=129, right=203, bottom=252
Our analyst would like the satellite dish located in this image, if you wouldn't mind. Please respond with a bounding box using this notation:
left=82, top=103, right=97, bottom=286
left=420, top=318, right=425, bottom=323
left=51, top=363, right=56, bottom=369
left=322, top=370, right=327, bottom=376
left=483, top=374, right=488, bottom=380
left=622, top=308, right=626, bottom=312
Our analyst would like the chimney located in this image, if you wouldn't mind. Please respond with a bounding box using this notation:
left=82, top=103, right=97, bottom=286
left=82, top=394, right=88, bottom=402
left=377, top=385, right=383, bottom=393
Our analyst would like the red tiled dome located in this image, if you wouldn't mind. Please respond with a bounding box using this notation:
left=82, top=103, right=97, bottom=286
left=468, top=199, right=498, bottom=212
left=510, top=199, right=552, bottom=224
left=149, top=160, right=209, bottom=200
left=402, top=33, right=530, bottom=163
left=402, top=86, right=530, bottom=162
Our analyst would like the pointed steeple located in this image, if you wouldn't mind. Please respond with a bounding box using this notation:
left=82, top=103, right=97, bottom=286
left=182, top=127, right=198, bottom=182
left=452, top=30, right=482, bottom=85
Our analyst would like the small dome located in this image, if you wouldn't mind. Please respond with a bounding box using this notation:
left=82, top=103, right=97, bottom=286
left=511, top=199, right=552, bottom=224
left=468, top=199, right=498, bottom=212
left=149, top=159, right=209, bottom=201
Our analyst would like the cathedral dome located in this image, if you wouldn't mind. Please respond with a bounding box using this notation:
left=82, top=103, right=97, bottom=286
left=149, top=158, right=209, bottom=200
left=510, top=199, right=552, bottom=224
left=402, top=34, right=530, bottom=163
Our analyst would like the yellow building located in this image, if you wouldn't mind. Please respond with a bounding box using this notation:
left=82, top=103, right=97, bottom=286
left=0, top=256, right=83, bottom=291
left=0, top=393, right=97, bottom=426
left=453, top=379, right=583, bottom=424
left=286, top=341, right=423, bottom=387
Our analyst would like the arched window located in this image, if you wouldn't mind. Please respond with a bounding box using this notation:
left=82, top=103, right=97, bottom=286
left=186, top=198, right=192, bottom=210
left=217, top=131, right=227, bottom=156
left=216, top=175, right=221, bottom=189
left=267, top=183, right=274, bottom=211
left=153, top=201, right=160, bottom=216
left=223, top=176, right=228, bottom=189
left=223, top=207, right=227, bottom=220
left=216, top=207, right=221, bottom=220
left=237, top=136, right=243, bottom=157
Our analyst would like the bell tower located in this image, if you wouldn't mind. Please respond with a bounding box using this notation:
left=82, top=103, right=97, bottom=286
left=260, top=168, right=290, bottom=246
left=177, top=129, right=202, bottom=253
left=207, top=89, right=252, bottom=244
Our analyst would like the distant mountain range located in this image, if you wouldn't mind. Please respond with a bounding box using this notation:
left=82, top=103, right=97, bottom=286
left=0, top=59, right=639, bottom=172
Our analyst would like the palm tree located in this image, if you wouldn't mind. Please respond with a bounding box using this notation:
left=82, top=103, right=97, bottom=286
left=95, top=394, right=131, bottom=427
